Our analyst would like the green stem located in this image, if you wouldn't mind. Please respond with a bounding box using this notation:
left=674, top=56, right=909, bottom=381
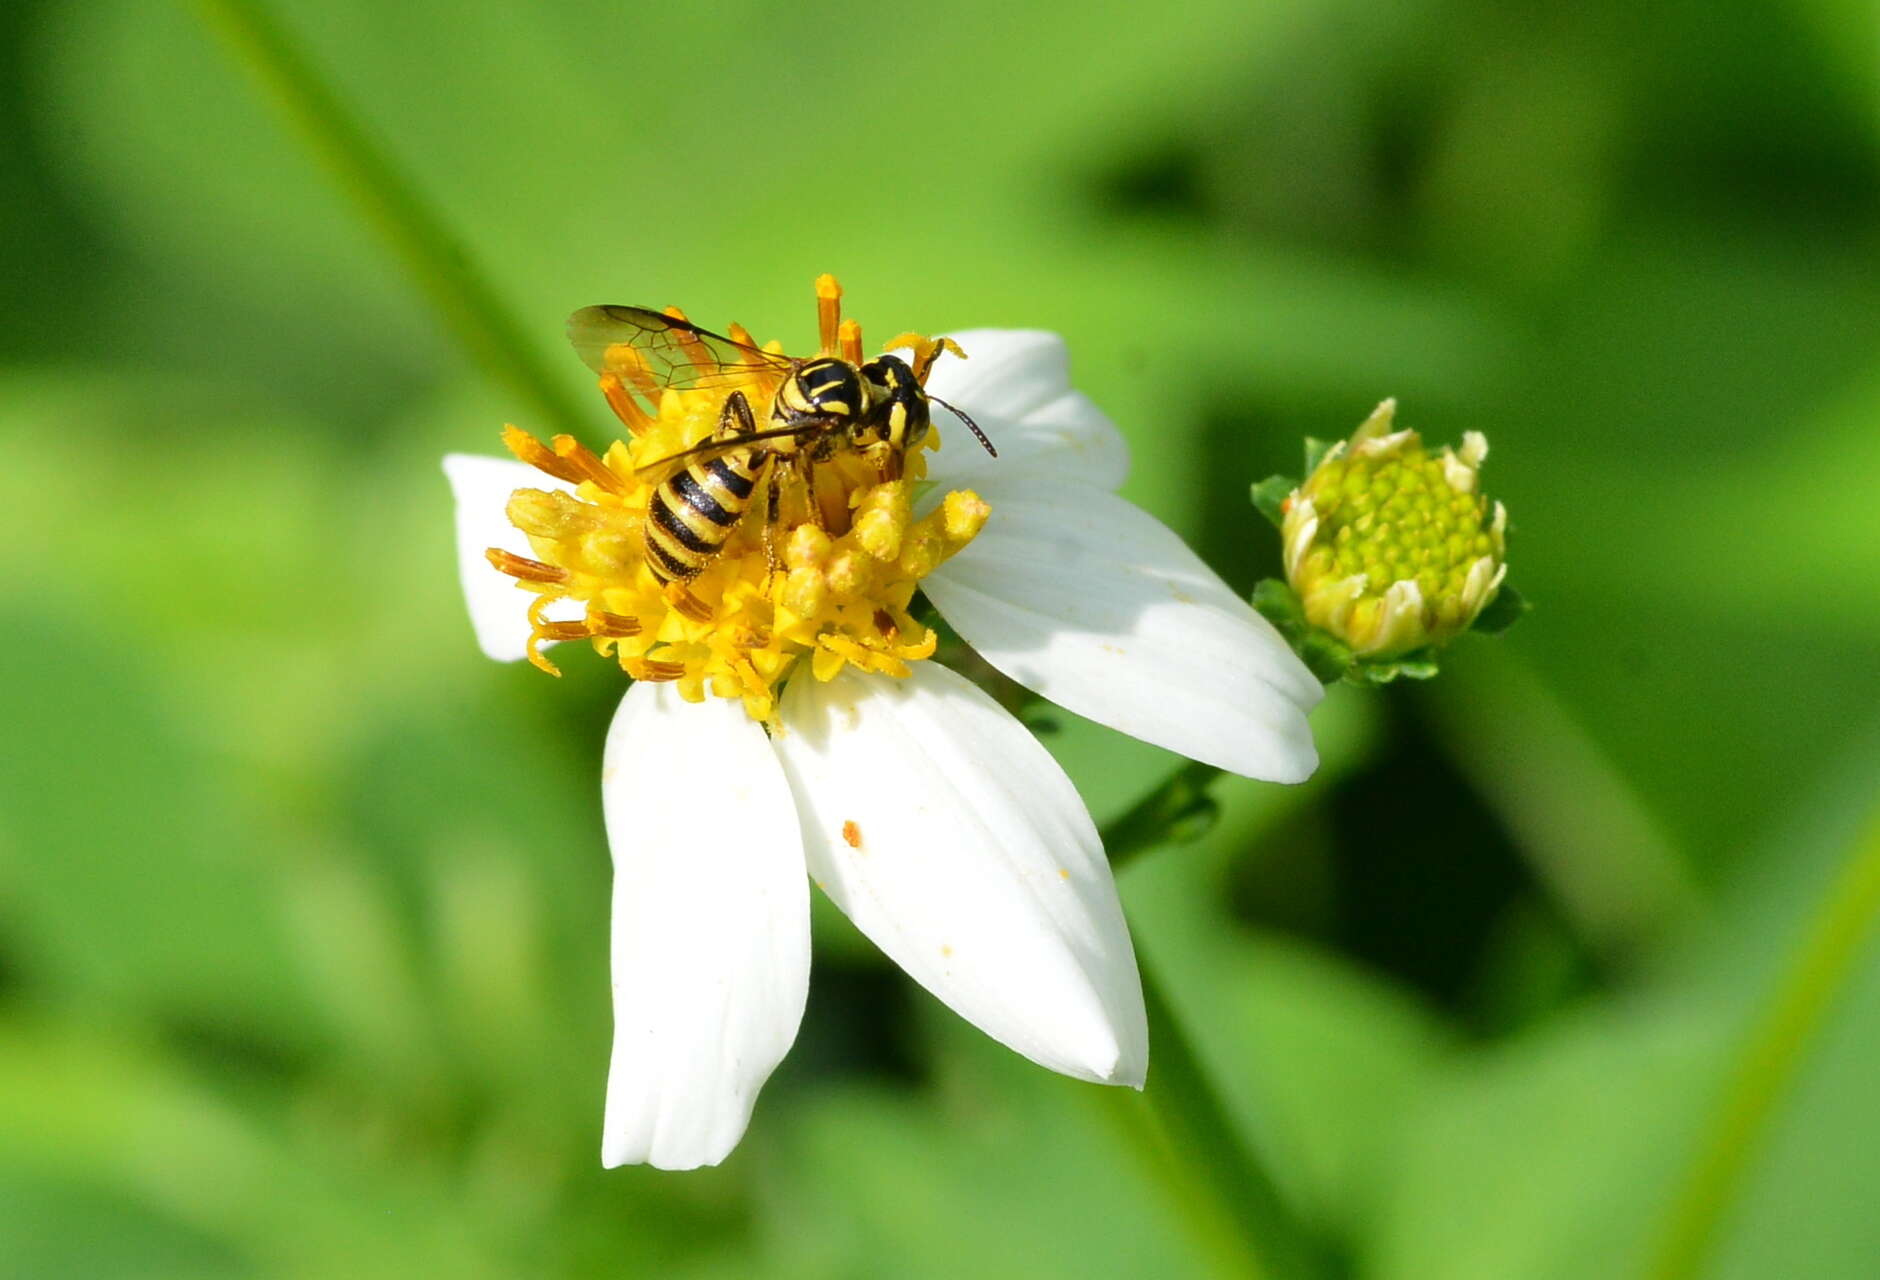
left=1099, top=766, right=1327, bottom=1279
left=1106, top=760, right=1223, bottom=870
left=1644, top=809, right=1880, bottom=1280
left=1095, top=1056, right=1263, bottom=1280
left=188, top=0, right=589, bottom=436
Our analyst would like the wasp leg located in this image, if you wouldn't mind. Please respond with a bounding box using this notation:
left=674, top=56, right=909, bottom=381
left=801, top=457, right=827, bottom=531
left=762, top=467, right=783, bottom=576
left=723, top=389, right=756, bottom=434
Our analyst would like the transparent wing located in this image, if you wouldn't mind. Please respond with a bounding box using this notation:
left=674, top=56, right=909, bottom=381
left=568, top=305, right=794, bottom=392
left=632, top=423, right=816, bottom=489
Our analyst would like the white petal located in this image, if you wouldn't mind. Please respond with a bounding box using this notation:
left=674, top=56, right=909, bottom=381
left=600, top=684, right=810, bottom=1170
left=923, top=484, right=1323, bottom=783
left=925, top=329, right=1074, bottom=419
left=773, top=663, right=1146, bottom=1087
left=441, top=454, right=580, bottom=662
left=914, top=330, right=1128, bottom=491
left=925, top=389, right=1130, bottom=493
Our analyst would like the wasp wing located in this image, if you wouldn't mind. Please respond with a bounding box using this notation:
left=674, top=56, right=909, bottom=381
left=631, top=423, right=820, bottom=489
left=567, top=305, right=794, bottom=392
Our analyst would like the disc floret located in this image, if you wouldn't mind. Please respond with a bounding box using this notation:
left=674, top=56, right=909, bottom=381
left=486, top=279, right=989, bottom=722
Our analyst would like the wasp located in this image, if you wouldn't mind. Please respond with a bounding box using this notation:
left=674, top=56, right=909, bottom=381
left=567, top=304, right=996, bottom=589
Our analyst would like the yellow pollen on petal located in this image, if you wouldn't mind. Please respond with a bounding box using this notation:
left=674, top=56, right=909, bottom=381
left=483, top=276, right=990, bottom=723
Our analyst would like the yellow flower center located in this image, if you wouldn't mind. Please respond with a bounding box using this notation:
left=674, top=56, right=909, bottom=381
left=485, top=276, right=990, bottom=722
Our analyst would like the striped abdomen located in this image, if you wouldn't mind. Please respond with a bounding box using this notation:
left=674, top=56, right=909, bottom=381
left=644, top=451, right=762, bottom=584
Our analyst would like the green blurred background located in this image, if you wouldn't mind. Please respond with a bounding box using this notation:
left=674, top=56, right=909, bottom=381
left=2, top=0, right=1878, bottom=1275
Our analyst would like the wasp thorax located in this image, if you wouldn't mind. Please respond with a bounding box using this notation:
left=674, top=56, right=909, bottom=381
left=1282, top=400, right=1506, bottom=658
left=486, top=276, right=990, bottom=722
left=775, top=358, right=864, bottom=440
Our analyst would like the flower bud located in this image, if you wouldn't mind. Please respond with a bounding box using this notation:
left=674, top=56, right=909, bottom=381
left=1280, top=400, right=1506, bottom=658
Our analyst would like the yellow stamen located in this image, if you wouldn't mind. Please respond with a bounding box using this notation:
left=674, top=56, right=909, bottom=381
left=598, top=372, right=655, bottom=433
left=586, top=609, right=642, bottom=638
left=551, top=434, right=628, bottom=494
left=837, top=318, right=864, bottom=366
left=486, top=546, right=568, bottom=584
left=815, top=273, right=842, bottom=355
left=629, top=658, right=686, bottom=682
left=501, top=424, right=587, bottom=484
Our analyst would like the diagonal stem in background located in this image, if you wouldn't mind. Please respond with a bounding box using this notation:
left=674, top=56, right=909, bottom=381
left=1644, top=808, right=1880, bottom=1280
left=188, top=0, right=589, bottom=437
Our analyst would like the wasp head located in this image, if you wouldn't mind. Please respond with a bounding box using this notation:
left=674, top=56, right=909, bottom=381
left=856, top=354, right=931, bottom=454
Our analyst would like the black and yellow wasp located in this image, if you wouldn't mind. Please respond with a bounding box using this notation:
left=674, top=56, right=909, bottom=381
left=567, top=304, right=995, bottom=588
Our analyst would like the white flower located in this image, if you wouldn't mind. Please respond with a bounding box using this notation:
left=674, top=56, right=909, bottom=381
left=444, top=327, right=1322, bottom=1170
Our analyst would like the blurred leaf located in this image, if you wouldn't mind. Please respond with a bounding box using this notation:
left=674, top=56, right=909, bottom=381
left=0, top=606, right=308, bottom=1034
left=1366, top=721, right=1880, bottom=1278
left=760, top=1074, right=1211, bottom=1280
left=0, top=1170, right=246, bottom=1280
left=1366, top=1001, right=1726, bottom=1279
left=0, top=1011, right=762, bottom=1277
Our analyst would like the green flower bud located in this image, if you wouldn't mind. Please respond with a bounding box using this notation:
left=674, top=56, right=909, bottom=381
left=1280, top=400, right=1506, bottom=659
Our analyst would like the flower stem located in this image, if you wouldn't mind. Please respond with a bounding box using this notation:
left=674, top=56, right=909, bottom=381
left=187, top=0, right=589, bottom=436
left=1101, top=957, right=1328, bottom=1280
left=1100, top=765, right=1329, bottom=1279
left=1106, top=760, right=1223, bottom=870
left=1643, top=808, right=1880, bottom=1280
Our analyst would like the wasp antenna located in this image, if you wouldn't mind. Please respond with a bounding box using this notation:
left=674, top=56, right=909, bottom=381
left=930, top=395, right=996, bottom=457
